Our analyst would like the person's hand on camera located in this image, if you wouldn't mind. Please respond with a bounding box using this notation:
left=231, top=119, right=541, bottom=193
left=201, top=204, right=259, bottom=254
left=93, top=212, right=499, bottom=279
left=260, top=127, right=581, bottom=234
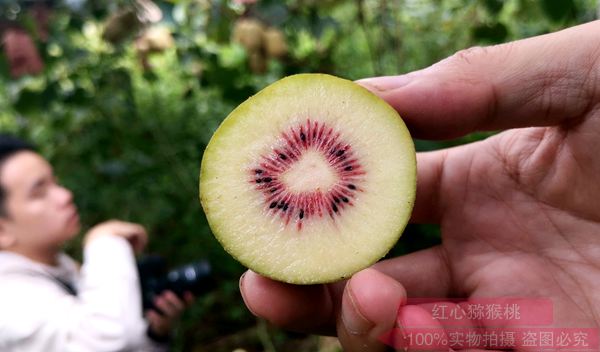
left=84, top=220, right=148, bottom=254
left=146, top=291, right=194, bottom=338
left=239, top=20, right=600, bottom=351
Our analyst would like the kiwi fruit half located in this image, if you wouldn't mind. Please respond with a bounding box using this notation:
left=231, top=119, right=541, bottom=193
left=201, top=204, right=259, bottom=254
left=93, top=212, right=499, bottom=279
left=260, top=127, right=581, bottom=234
left=199, top=74, right=416, bottom=284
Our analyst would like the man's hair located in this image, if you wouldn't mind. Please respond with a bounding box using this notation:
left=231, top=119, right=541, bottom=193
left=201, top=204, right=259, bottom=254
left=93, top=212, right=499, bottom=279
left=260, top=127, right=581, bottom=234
left=0, top=134, right=36, bottom=217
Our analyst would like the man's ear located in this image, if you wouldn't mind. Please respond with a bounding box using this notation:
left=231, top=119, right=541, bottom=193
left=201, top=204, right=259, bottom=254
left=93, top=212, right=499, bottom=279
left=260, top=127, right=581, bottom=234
left=0, top=219, right=16, bottom=249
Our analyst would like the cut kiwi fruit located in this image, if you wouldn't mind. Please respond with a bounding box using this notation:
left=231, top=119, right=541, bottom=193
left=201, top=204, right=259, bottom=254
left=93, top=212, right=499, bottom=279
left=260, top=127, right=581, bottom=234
left=199, top=74, right=416, bottom=284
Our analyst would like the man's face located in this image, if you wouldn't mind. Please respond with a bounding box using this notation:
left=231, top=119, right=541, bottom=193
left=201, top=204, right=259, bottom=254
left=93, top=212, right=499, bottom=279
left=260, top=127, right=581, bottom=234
left=0, top=151, right=80, bottom=251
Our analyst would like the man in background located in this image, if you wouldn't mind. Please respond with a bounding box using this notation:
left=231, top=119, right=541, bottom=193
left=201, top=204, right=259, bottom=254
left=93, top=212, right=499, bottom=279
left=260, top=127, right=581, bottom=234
left=0, top=134, right=191, bottom=351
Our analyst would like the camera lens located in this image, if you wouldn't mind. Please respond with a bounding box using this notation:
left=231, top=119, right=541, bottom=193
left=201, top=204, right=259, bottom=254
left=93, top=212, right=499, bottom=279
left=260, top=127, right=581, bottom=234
left=138, top=257, right=214, bottom=312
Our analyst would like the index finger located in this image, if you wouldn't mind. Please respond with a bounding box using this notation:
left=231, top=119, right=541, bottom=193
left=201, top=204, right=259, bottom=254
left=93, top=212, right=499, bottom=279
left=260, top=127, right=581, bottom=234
left=358, top=20, right=600, bottom=140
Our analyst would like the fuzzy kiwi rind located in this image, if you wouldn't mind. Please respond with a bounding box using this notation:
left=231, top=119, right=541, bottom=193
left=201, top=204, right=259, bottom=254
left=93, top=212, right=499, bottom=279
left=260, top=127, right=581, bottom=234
left=199, top=73, right=416, bottom=285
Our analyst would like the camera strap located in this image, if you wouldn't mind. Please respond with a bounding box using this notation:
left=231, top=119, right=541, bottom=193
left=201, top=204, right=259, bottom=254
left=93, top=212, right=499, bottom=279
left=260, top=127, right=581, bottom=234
left=16, top=269, right=79, bottom=297
left=52, top=275, right=78, bottom=296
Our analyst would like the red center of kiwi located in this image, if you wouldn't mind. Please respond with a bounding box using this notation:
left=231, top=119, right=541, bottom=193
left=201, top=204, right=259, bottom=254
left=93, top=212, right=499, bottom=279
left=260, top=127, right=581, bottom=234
left=250, top=119, right=365, bottom=230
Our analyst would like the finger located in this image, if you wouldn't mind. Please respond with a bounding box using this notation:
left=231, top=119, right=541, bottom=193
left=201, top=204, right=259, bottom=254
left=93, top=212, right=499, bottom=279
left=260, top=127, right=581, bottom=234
left=358, top=20, right=600, bottom=139
left=154, top=295, right=178, bottom=317
left=394, top=305, right=450, bottom=351
left=337, top=268, right=407, bottom=352
left=240, top=270, right=338, bottom=335
left=373, top=245, right=452, bottom=298
left=161, top=291, right=185, bottom=313
left=146, top=310, right=162, bottom=325
left=239, top=246, right=455, bottom=336
left=374, top=301, right=482, bottom=351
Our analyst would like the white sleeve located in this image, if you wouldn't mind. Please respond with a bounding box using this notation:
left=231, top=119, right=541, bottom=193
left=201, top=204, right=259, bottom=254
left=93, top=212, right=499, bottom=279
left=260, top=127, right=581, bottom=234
left=0, top=236, right=168, bottom=352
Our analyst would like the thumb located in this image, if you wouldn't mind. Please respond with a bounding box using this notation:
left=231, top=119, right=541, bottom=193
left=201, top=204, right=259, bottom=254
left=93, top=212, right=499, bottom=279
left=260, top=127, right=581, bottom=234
left=358, top=20, right=600, bottom=139
left=336, top=268, right=407, bottom=352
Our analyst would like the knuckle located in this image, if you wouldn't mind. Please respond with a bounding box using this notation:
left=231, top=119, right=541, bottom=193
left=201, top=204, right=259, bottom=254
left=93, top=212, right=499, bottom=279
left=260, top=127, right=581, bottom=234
left=443, top=42, right=513, bottom=73
left=157, top=300, right=168, bottom=310
left=167, top=291, right=178, bottom=300
left=447, top=45, right=490, bottom=67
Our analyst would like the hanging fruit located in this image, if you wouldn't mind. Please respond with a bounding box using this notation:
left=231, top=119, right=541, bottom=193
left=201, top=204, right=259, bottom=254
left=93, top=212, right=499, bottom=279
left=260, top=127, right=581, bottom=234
left=263, top=27, right=287, bottom=59
left=232, top=18, right=265, bottom=53
left=135, top=26, right=174, bottom=54
left=102, top=8, right=141, bottom=44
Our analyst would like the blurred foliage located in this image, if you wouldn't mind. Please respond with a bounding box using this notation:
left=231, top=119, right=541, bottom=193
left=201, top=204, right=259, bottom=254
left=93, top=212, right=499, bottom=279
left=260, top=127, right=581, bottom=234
left=0, top=0, right=597, bottom=350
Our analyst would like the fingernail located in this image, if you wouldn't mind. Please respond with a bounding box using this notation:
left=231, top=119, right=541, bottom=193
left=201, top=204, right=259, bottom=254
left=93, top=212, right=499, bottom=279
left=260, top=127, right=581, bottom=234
left=239, top=271, right=259, bottom=317
left=239, top=271, right=247, bottom=290
left=357, top=74, right=416, bottom=92
left=342, top=285, right=374, bottom=335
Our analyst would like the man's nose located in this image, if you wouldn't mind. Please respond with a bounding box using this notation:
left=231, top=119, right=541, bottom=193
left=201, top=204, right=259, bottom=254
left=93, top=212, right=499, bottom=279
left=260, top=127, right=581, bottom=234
left=56, top=184, right=74, bottom=206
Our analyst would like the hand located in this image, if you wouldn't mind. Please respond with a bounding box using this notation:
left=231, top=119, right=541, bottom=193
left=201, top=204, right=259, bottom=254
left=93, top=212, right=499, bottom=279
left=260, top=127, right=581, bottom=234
left=84, top=220, right=148, bottom=254
left=239, top=20, right=600, bottom=351
left=146, top=291, right=194, bottom=338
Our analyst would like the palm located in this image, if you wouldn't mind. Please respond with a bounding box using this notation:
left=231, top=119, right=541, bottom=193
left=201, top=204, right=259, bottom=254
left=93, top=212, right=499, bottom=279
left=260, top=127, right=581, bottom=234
left=437, top=122, right=600, bottom=330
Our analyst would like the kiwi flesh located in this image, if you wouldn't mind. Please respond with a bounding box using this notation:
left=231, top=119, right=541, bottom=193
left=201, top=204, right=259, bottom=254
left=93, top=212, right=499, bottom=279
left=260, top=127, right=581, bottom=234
left=199, top=74, right=416, bottom=284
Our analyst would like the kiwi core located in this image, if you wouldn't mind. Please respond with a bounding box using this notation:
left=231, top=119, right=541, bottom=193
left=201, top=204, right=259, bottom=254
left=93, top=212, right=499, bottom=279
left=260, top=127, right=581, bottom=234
left=281, top=149, right=337, bottom=193
left=250, top=119, right=365, bottom=230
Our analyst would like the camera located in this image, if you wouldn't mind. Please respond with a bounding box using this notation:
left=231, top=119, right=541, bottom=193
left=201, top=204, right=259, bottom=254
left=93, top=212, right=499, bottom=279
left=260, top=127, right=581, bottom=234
left=137, top=255, right=214, bottom=312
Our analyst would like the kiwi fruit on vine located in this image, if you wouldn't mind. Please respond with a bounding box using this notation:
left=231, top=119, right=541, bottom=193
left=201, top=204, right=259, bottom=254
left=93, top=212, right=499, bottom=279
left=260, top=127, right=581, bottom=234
left=102, top=9, right=141, bottom=44
left=263, top=27, right=288, bottom=59
left=136, top=26, right=174, bottom=54
left=199, top=74, right=416, bottom=284
left=232, top=18, right=265, bottom=53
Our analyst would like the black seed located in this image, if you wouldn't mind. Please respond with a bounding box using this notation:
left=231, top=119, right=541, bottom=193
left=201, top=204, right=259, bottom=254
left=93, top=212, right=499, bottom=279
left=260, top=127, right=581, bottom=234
left=348, top=184, right=356, bottom=190
left=269, top=202, right=277, bottom=208
left=299, top=209, right=304, bottom=219
left=345, top=166, right=353, bottom=171
left=279, top=154, right=287, bottom=160
left=270, top=188, right=277, bottom=193
left=278, top=202, right=285, bottom=209
left=255, top=169, right=263, bottom=174
left=332, top=203, right=339, bottom=212
left=263, top=177, right=272, bottom=183
left=333, top=196, right=340, bottom=203
left=300, top=133, right=306, bottom=141
left=342, top=197, right=349, bottom=203
left=336, top=150, right=344, bottom=157
left=283, top=204, right=288, bottom=211
left=256, top=179, right=263, bottom=183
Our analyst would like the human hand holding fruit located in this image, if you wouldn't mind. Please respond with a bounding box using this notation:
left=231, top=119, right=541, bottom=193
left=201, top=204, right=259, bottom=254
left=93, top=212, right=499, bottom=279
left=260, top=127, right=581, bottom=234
left=237, top=20, right=600, bottom=351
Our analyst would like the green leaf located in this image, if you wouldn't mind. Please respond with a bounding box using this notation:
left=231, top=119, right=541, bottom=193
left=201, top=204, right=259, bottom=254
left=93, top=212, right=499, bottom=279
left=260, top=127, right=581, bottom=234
left=482, top=0, right=504, bottom=15
left=472, top=22, right=508, bottom=43
left=218, top=44, right=247, bottom=68
left=540, top=0, right=576, bottom=22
